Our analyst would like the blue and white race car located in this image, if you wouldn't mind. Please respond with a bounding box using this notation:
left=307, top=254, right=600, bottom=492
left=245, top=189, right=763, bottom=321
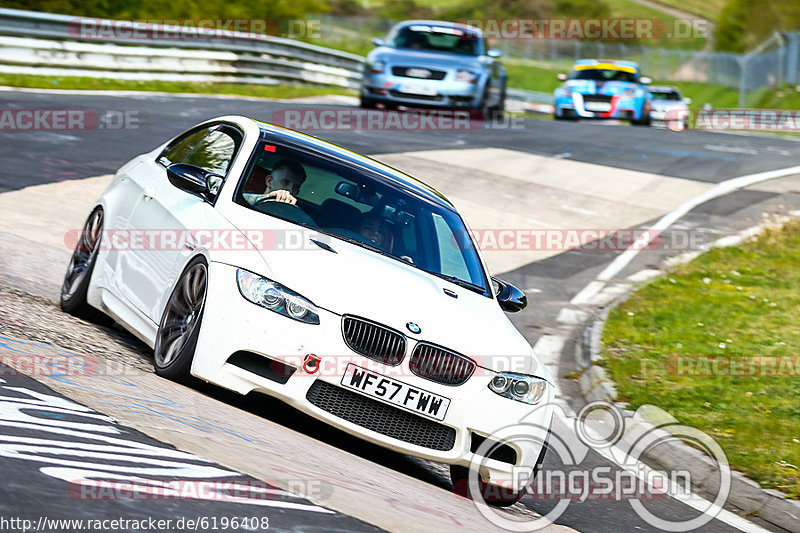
left=553, top=60, right=652, bottom=125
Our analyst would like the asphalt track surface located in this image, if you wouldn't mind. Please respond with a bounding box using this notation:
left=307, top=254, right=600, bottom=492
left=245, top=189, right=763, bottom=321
left=0, top=363, right=383, bottom=532
left=2, top=89, right=800, bottom=532
left=2, top=90, right=800, bottom=194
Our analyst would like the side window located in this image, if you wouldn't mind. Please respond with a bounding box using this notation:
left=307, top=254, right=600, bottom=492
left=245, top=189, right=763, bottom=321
left=182, top=129, right=239, bottom=176
left=432, top=213, right=471, bottom=281
left=157, top=128, right=212, bottom=167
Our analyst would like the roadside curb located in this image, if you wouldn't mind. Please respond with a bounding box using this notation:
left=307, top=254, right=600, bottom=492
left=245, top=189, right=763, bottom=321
left=574, top=216, right=800, bottom=533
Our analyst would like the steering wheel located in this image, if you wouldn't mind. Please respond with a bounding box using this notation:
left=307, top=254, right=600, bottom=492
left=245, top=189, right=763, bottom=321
left=251, top=197, right=316, bottom=226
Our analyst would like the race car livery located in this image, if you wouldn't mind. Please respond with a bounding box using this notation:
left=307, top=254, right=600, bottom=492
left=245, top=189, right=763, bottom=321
left=553, top=59, right=652, bottom=125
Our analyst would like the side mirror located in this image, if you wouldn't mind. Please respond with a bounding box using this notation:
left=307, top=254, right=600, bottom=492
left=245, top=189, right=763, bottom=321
left=492, top=277, right=527, bottom=312
left=372, top=37, right=385, bottom=47
left=557, top=73, right=567, bottom=81
left=682, top=97, right=692, bottom=104
left=487, top=49, right=502, bottom=58
left=166, top=163, right=221, bottom=200
left=639, top=76, right=652, bottom=85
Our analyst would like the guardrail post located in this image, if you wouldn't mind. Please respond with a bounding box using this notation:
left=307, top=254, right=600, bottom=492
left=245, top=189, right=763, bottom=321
left=738, top=55, right=747, bottom=108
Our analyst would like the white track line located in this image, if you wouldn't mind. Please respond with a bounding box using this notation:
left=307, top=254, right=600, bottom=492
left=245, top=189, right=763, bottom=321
left=570, top=164, right=800, bottom=305
left=596, top=165, right=800, bottom=282
left=576, top=414, right=773, bottom=533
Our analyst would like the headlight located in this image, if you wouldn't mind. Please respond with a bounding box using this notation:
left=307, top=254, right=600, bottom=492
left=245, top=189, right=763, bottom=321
left=236, top=269, right=320, bottom=324
left=366, top=60, right=385, bottom=74
left=455, top=70, right=479, bottom=83
left=621, top=88, right=638, bottom=98
left=558, top=86, right=573, bottom=96
left=488, top=372, right=547, bottom=404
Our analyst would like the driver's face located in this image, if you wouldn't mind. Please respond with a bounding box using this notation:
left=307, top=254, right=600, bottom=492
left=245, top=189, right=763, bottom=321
left=359, top=219, right=385, bottom=246
left=267, top=168, right=302, bottom=196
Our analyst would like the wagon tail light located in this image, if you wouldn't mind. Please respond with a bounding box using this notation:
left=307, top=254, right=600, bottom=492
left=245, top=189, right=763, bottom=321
left=236, top=269, right=320, bottom=324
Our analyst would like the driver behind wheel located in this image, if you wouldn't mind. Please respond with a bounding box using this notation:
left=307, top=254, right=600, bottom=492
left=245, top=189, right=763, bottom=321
left=244, top=159, right=307, bottom=205
left=357, top=212, right=391, bottom=249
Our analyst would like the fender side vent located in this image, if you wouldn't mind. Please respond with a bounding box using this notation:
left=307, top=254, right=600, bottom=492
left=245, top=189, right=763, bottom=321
left=227, top=351, right=295, bottom=384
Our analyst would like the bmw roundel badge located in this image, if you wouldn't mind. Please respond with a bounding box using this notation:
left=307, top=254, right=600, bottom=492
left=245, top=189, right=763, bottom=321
left=406, top=322, right=421, bottom=334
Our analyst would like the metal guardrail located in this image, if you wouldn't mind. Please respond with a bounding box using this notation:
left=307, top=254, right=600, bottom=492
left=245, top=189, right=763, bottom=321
left=0, top=8, right=365, bottom=88
left=0, top=8, right=555, bottom=111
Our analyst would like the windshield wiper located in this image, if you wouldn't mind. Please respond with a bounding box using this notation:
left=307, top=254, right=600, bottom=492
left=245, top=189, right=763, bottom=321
left=422, top=270, right=485, bottom=294
left=328, top=232, right=396, bottom=258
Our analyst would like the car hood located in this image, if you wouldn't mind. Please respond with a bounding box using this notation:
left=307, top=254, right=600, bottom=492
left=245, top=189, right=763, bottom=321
left=368, top=47, right=486, bottom=72
left=561, top=79, right=639, bottom=95
left=221, top=205, right=547, bottom=379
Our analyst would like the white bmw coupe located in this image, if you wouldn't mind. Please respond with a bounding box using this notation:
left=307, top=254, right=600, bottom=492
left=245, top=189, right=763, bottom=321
left=60, top=116, right=554, bottom=504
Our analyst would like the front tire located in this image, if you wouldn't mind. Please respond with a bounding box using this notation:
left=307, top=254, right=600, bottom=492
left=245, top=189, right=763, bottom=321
left=488, top=85, right=506, bottom=121
left=359, top=95, right=376, bottom=109
left=631, top=104, right=651, bottom=126
left=154, top=257, right=208, bottom=380
left=60, top=207, right=111, bottom=325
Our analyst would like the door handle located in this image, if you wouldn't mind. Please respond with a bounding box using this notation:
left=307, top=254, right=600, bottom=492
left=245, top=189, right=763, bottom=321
left=143, top=189, right=155, bottom=200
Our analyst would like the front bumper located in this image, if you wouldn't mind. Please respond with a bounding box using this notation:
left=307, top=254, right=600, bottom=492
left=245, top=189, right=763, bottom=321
left=650, top=108, right=688, bottom=122
left=555, top=93, right=642, bottom=120
left=191, top=262, right=553, bottom=491
left=361, top=72, right=483, bottom=108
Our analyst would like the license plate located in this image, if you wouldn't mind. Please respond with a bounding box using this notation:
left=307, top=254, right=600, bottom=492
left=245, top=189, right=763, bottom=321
left=340, top=363, right=450, bottom=421
left=584, top=102, right=611, bottom=112
left=398, top=83, right=437, bottom=96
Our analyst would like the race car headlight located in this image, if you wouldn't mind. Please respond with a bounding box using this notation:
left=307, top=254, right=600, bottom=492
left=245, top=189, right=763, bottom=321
left=236, top=269, right=320, bottom=324
left=558, top=86, right=573, bottom=96
left=621, top=88, right=638, bottom=98
left=366, top=60, right=385, bottom=74
left=455, top=69, right=479, bottom=83
left=489, top=373, right=547, bottom=404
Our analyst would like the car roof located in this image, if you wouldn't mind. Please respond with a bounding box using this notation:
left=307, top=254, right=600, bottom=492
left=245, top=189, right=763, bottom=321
left=254, top=120, right=455, bottom=210
left=393, top=20, right=483, bottom=37
left=573, top=59, right=639, bottom=72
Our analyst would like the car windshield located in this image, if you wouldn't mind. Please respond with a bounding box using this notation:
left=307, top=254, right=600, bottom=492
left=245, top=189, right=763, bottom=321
left=570, top=68, right=638, bottom=83
left=235, top=140, right=489, bottom=295
left=389, top=25, right=481, bottom=56
left=650, top=91, right=680, bottom=101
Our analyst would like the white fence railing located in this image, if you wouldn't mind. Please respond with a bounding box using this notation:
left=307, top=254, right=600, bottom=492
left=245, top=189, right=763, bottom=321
left=0, top=8, right=365, bottom=88
left=0, top=8, right=555, bottom=109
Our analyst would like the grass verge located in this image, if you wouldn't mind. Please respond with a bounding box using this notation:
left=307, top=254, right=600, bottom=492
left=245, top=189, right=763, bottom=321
left=600, top=219, right=800, bottom=498
left=0, top=74, right=355, bottom=99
